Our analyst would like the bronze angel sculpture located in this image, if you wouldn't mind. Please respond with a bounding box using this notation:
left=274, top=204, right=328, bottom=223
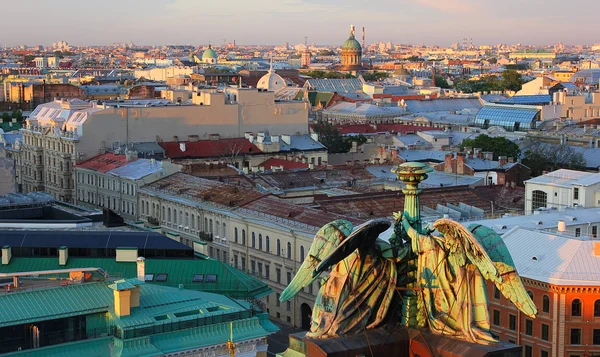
left=280, top=213, right=537, bottom=345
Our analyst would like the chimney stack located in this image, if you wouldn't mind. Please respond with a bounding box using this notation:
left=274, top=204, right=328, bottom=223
left=444, top=153, right=453, bottom=173
left=137, top=257, right=145, bottom=281
left=557, top=220, right=566, bottom=232
left=456, top=152, right=466, bottom=175
left=498, top=156, right=508, bottom=167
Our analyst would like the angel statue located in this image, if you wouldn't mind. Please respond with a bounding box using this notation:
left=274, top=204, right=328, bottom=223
left=279, top=218, right=407, bottom=338
left=399, top=212, right=537, bottom=344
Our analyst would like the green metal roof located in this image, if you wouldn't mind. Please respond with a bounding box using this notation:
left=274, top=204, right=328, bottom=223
left=108, top=279, right=137, bottom=291
left=342, top=35, right=361, bottom=50
left=303, top=91, right=334, bottom=107
left=0, top=257, right=271, bottom=300
left=2, top=337, right=112, bottom=357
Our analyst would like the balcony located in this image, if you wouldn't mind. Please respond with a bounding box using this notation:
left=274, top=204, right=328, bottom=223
left=198, top=232, right=213, bottom=242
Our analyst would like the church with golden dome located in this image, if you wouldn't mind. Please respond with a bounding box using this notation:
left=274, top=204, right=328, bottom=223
left=335, top=25, right=368, bottom=74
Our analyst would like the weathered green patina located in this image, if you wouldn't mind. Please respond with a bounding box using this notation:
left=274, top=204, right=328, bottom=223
left=280, top=161, right=537, bottom=345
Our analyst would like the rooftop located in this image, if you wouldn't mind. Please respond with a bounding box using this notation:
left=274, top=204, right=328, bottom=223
left=503, top=227, right=600, bottom=286
left=159, top=138, right=262, bottom=160
left=525, top=169, right=600, bottom=188
left=75, top=153, right=133, bottom=173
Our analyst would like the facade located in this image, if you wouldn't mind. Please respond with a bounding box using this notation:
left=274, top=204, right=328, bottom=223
left=19, top=90, right=308, bottom=201
left=137, top=173, right=360, bottom=328
left=524, top=169, right=600, bottom=214
left=74, top=153, right=181, bottom=220
left=487, top=227, right=600, bottom=357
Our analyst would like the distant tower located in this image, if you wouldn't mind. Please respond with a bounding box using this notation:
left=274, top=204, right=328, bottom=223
left=462, top=38, right=467, bottom=50
left=302, top=36, right=311, bottom=68
left=470, top=38, right=474, bottom=50
left=362, top=27, right=365, bottom=49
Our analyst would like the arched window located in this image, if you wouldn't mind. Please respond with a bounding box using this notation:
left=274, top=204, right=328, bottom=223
left=252, top=233, right=256, bottom=248
left=266, top=236, right=270, bottom=253
left=222, top=223, right=226, bottom=238
left=215, top=221, right=220, bottom=236
left=527, top=291, right=533, bottom=300
left=234, top=227, right=239, bottom=243
left=287, top=242, right=292, bottom=259
left=259, top=234, right=263, bottom=250
left=532, top=190, right=548, bottom=211
left=572, top=299, right=582, bottom=317
left=191, top=214, right=195, bottom=229
left=300, top=246, right=305, bottom=262
left=242, top=230, right=246, bottom=245
left=173, top=209, right=177, bottom=224
left=209, top=219, right=213, bottom=234
left=205, top=218, right=208, bottom=232
left=277, top=239, right=281, bottom=256
left=185, top=212, right=189, bottom=227
left=543, top=295, right=550, bottom=313
left=595, top=300, right=600, bottom=317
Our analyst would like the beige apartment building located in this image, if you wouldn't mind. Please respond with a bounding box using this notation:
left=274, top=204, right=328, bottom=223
left=19, top=88, right=309, bottom=201
left=138, top=173, right=359, bottom=328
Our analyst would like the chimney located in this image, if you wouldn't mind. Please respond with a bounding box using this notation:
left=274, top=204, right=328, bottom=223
left=498, top=156, right=508, bottom=167
left=137, top=257, right=146, bottom=281
left=456, top=152, right=466, bottom=175
left=109, top=279, right=143, bottom=317
left=557, top=220, right=566, bottom=232
left=59, top=246, right=68, bottom=266
left=444, top=153, right=453, bottom=173
left=188, top=135, right=199, bottom=142
left=1, top=246, right=11, bottom=265
left=508, top=157, right=514, bottom=163
left=483, top=152, right=493, bottom=161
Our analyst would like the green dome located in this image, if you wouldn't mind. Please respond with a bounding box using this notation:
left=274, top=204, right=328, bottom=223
left=202, top=45, right=218, bottom=60
left=342, top=35, right=362, bottom=50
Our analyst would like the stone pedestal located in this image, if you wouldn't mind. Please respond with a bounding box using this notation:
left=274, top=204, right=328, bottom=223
left=277, top=328, right=521, bottom=357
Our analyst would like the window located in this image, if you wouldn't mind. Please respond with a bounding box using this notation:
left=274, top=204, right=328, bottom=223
left=509, top=314, right=516, bottom=331
left=266, top=236, right=270, bottom=252
left=287, top=272, right=292, bottom=285
left=594, top=329, right=600, bottom=345
left=251, top=260, right=256, bottom=273
left=595, top=299, right=600, bottom=317
left=215, top=221, right=220, bottom=236
left=209, top=219, right=213, bottom=233
left=287, top=301, right=291, bottom=311
left=242, top=229, right=246, bottom=245
left=572, top=299, right=582, bottom=317
left=241, top=257, right=246, bottom=271
left=222, top=223, right=226, bottom=238
left=541, top=323, right=549, bottom=341
left=277, top=239, right=281, bottom=256
left=574, top=187, right=579, bottom=200
left=571, top=328, right=581, bottom=345
left=265, top=265, right=270, bottom=280
left=276, top=293, right=281, bottom=307
left=543, top=295, right=550, bottom=313
left=156, top=274, right=168, bottom=282
left=532, top=190, right=547, bottom=210
left=525, top=319, right=532, bottom=335
left=258, top=262, right=263, bottom=275
left=300, top=246, right=305, bottom=262
left=276, top=268, right=281, bottom=283
left=252, top=233, right=256, bottom=248
left=235, top=227, right=239, bottom=243
left=287, top=242, right=292, bottom=259
left=527, top=290, right=534, bottom=300
left=206, top=274, right=217, bottom=283
left=192, top=274, right=204, bottom=283
left=524, top=346, right=532, bottom=357
left=144, top=274, right=154, bottom=282
left=593, top=225, right=598, bottom=238
left=493, top=286, right=500, bottom=299
left=492, top=310, right=500, bottom=326
left=205, top=218, right=208, bottom=232
left=541, top=351, right=548, bottom=357
left=259, top=234, right=263, bottom=250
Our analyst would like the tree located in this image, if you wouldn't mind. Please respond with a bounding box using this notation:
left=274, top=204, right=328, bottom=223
left=362, top=72, right=390, bottom=81
left=406, top=55, right=423, bottom=62
left=11, top=110, right=23, bottom=122
left=522, top=142, right=586, bottom=177
left=318, top=50, right=335, bottom=56
left=306, top=70, right=354, bottom=79
left=312, top=122, right=367, bottom=154
left=487, top=57, right=497, bottom=64
left=434, top=75, right=451, bottom=89
left=501, top=70, right=524, bottom=92
left=460, top=134, right=520, bottom=160
left=1, top=112, right=10, bottom=123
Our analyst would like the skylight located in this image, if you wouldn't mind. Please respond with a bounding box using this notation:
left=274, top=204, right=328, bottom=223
left=156, top=274, right=168, bottom=282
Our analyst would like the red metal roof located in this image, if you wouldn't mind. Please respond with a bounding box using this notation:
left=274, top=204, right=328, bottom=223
left=259, top=158, right=309, bottom=170
left=75, top=153, right=133, bottom=173
left=160, top=138, right=262, bottom=159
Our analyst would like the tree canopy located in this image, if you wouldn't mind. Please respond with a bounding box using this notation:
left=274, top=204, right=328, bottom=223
left=460, top=134, right=521, bottom=160
left=522, top=142, right=586, bottom=177
left=434, top=75, right=451, bottom=89
left=362, top=72, right=390, bottom=81
left=453, top=70, right=524, bottom=93
left=306, top=70, right=354, bottom=79
left=312, top=122, right=367, bottom=154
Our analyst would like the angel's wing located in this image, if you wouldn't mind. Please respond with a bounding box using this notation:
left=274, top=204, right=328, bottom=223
left=279, top=220, right=353, bottom=302
left=432, top=218, right=501, bottom=284
left=469, top=224, right=537, bottom=318
left=315, top=219, right=391, bottom=275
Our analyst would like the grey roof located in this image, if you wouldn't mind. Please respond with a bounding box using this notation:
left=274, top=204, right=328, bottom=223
left=405, top=98, right=483, bottom=114
left=323, top=102, right=407, bottom=118
left=366, top=165, right=482, bottom=187
left=304, top=78, right=363, bottom=94
left=107, top=159, right=166, bottom=180
left=499, top=95, right=552, bottom=105
left=480, top=94, right=508, bottom=103
left=397, top=149, right=449, bottom=162
left=465, top=157, right=500, bottom=171
left=525, top=169, right=600, bottom=187
left=393, top=135, right=432, bottom=147
left=570, top=69, right=600, bottom=85
left=502, top=227, right=600, bottom=285
left=279, top=134, right=326, bottom=151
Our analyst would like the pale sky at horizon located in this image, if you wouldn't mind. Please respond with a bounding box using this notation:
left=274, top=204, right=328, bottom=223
left=2, top=0, right=598, bottom=47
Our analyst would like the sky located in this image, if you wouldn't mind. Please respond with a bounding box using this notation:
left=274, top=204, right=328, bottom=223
left=1, top=0, right=598, bottom=47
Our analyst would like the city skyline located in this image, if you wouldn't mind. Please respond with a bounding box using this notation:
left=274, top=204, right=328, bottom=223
left=1, top=0, right=599, bottom=47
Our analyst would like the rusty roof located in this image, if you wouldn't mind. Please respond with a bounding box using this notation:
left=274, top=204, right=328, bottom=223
left=75, top=153, right=133, bottom=173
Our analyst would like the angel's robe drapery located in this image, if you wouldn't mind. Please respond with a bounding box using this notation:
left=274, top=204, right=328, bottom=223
left=307, top=249, right=397, bottom=338
left=408, top=228, right=498, bottom=344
